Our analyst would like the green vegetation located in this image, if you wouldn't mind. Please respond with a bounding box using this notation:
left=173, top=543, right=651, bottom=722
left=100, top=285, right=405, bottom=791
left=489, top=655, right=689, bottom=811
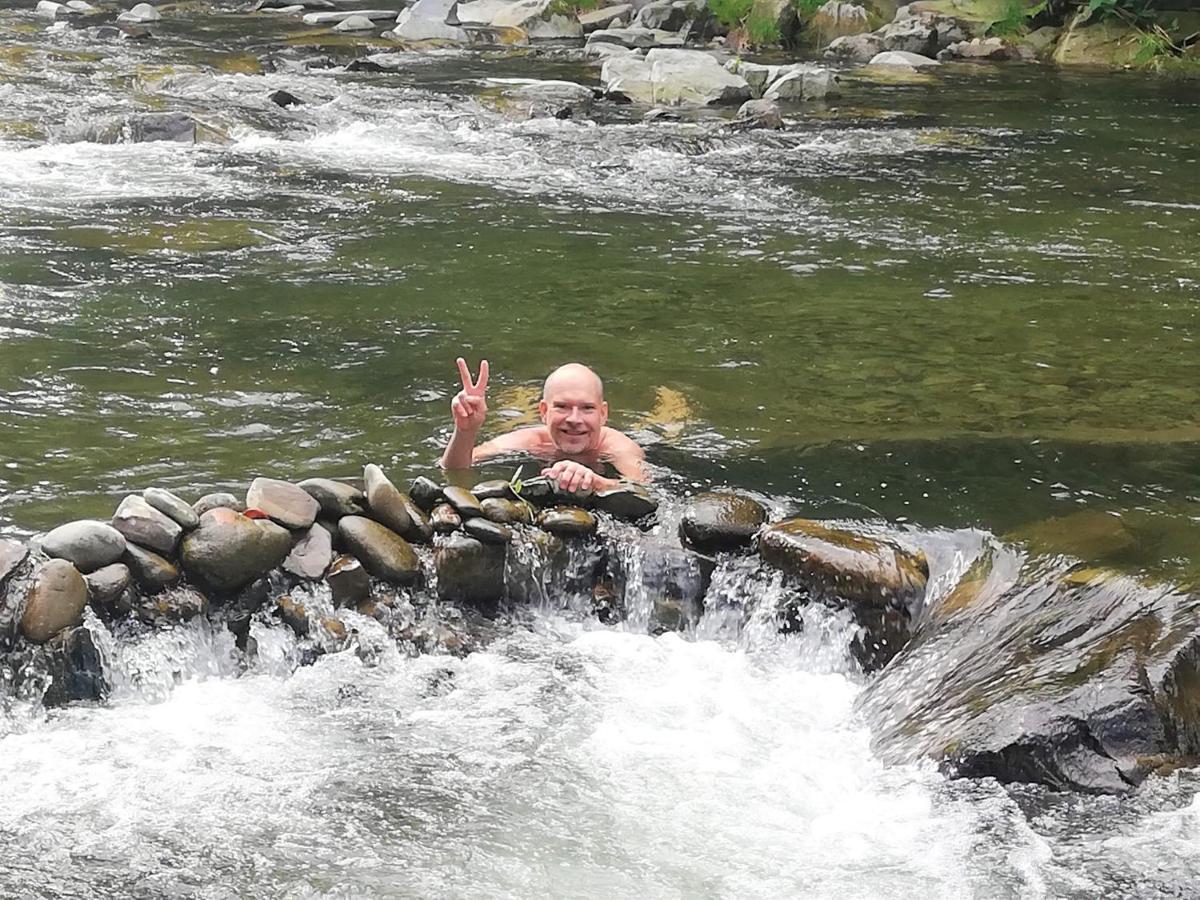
left=745, top=9, right=783, bottom=43
left=987, top=0, right=1045, bottom=37
left=708, top=0, right=753, bottom=30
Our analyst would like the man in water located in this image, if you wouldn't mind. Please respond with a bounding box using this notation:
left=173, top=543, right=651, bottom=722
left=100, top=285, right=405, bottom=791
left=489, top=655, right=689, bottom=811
left=439, top=358, right=646, bottom=493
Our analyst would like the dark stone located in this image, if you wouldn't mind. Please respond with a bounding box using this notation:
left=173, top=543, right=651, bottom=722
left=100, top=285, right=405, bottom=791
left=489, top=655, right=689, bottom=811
left=611, top=539, right=712, bottom=633
left=193, top=492, right=244, bottom=516
left=20, top=559, right=88, bottom=643
left=400, top=496, right=433, bottom=544
left=464, top=518, right=512, bottom=545
left=514, top=475, right=556, bottom=505
left=123, top=543, right=182, bottom=593
left=443, top=485, right=484, bottom=519
left=85, top=563, right=131, bottom=608
left=134, top=586, right=208, bottom=625
left=593, top=484, right=658, bottom=520
left=0, top=539, right=27, bottom=587
left=363, top=463, right=413, bottom=535
left=299, top=477, right=365, bottom=519
left=128, top=112, right=198, bottom=144
left=275, top=595, right=310, bottom=636
left=283, top=524, right=333, bottom=580
left=430, top=503, right=462, bottom=534
left=472, top=479, right=516, bottom=501
left=143, top=487, right=199, bottom=530
left=180, top=508, right=293, bottom=594
left=41, top=520, right=127, bottom=573
left=409, top=476, right=444, bottom=511
left=326, top=554, right=370, bottom=606
left=733, top=98, right=783, bottom=130
left=40, top=626, right=107, bottom=707
left=268, top=89, right=304, bottom=108
left=435, top=533, right=506, bottom=609
left=680, top=492, right=767, bottom=553
left=537, top=506, right=597, bottom=537
left=112, top=494, right=182, bottom=556
left=337, top=516, right=420, bottom=584
left=480, top=498, right=532, bottom=525
left=246, top=477, right=320, bottom=530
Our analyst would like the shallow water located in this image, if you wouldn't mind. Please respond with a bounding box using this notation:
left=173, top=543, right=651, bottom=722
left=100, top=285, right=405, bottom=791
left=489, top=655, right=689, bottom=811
left=1, top=4, right=1199, bottom=896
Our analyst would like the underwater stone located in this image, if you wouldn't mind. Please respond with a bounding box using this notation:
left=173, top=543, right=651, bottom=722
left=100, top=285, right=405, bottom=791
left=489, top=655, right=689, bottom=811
left=299, top=477, right=365, bottom=520
left=20, top=559, right=88, bottom=644
left=41, top=520, right=127, bottom=573
left=143, top=487, right=199, bottom=531
left=40, top=625, right=107, bottom=707
left=337, top=516, right=419, bottom=585
left=680, top=492, right=767, bottom=553
left=275, top=595, right=310, bottom=637
left=134, top=586, right=208, bottom=626
left=246, top=477, right=320, bottom=530
left=363, top=464, right=413, bottom=536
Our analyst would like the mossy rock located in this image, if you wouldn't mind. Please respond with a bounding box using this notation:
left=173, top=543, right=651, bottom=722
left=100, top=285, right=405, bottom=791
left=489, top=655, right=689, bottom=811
left=62, top=219, right=275, bottom=255
left=916, top=128, right=984, bottom=149
left=1053, top=19, right=1143, bottom=68
left=210, top=54, right=265, bottom=75
left=1006, top=509, right=1137, bottom=564
left=848, top=65, right=940, bottom=85
left=0, top=120, right=45, bottom=140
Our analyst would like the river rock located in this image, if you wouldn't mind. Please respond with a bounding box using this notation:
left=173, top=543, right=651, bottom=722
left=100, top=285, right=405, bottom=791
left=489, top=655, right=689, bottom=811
left=20, top=559, right=88, bottom=644
left=430, top=503, right=463, bottom=533
left=193, top=492, right=244, bottom=516
left=613, top=539, right=711, bottom=632
left=337, top=516, right=419, bottom=584
left=580, top=3, right=631, bottom=31
left=135, top=586, right=208, bottom=626
left=463, top=517, right=512, bottom=544
left=402, top=497, right=433, bottom=544
left=268, top=89, right=304, bottom=108
left=633, top=0, right=692, bottom=31
left=409, top=476, right=443, bottom=511
left=333, top=14, right=376, bottom=30
left=588, top=25, right=667, bottom=49
left=41, top=520, right=127, bottom=573
left=763, top=68, right=839, bottom=102
left=36, top=1, right=67, bottom=20
left=85, top=562, right=131, bottom=608
left=112, top=494, right=182, bottom=557
left=810, top=1, right=868, bottom=42
left=143, top=487, right=199, bottom=531
left=602, top=49, right=750, bottom=106
left=40, top=626, right=107, bottom=707
left=442, top=485, right=484, bottom=519
left=246, top=477, right=320, bottom=530
left=875, top=16, right=935, bottom=56
left=823, top=32, right=882, bottom=62
left=868, top=50, right=941, bottom=68
left=326, top=554, right=370, bottom=605
left=593, top=483, right=658, bottom=520
left=283, top=524, right=333, bottom=580
left=680, top=492, right=766, bottom=553
left=362, top=464, right=413, bottom=535
left=538, top=506, right=597, bottom=537
left=733, top=98, right=782, bottom=130
left=435, top=532, right=506, bottom=607
left=937, top=37, right=1013, bottom=61
left=123, top=543, right=181, bottom=593
left=490, top=0, right=583, bottom=40
left=302, top=8, right=396, bottom=24
left=514, top=475, right=556, bottom=505
left=180, top=508, right=293, bottom=593
left=471, top=479, right=515, bottom=501
left=299, top=477, right=366, bottom=519
left=117, top=3, right=160, bottom=23
left=480, top=498, right=531, bottom=525
left=392, top=0, right=468, bottom=42
left=0, top=539, right=27, bottom=588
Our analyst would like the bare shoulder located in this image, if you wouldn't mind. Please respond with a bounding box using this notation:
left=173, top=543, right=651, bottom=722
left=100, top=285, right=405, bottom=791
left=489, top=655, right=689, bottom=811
left=600, top=427, right=644, bottom=456
left=474, top=426, right=551, bottom=461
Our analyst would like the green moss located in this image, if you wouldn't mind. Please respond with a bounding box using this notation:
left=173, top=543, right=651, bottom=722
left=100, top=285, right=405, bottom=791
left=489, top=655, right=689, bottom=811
left=709, top=0, right=754, bottom=29
left=745, top=9, right=783, bottom=43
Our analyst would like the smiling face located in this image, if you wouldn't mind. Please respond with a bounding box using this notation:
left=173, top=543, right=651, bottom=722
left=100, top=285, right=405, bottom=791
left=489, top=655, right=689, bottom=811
left=539, top=364, right=608, bottom=456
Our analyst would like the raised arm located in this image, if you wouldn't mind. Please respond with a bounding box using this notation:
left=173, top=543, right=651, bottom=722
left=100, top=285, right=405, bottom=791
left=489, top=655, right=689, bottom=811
left=439, top=357, right=489, bottom=470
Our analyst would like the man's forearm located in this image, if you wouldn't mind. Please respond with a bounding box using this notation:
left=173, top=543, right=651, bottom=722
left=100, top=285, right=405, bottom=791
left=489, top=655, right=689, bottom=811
left=440, top=427, right=478, bottom=469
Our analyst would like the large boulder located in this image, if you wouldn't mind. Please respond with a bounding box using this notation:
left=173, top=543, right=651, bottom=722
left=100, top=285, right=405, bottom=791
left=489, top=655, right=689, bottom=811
left=680, top=492, right=767, bottom=553
left=41, top=520, right=127, bottom=573
left=823, top=31, right=882, bottom=62
left=337, top=516, right=420, bottom=584
left=1052, top=19, right=1143, bottom=67
left=435, top=533, right=506, bottom=608
left=392, top=0, right=469, bottom=41
left=20, top=559, right=88, bottom=644
left=579, top=3, right=632, bottom=32
left=588, top=26, right=682, bottom=49
left=602, top=49, right=750, bottom=106
left=810, top=1, right=869, bottom=42
left=180, top=508, right=293, bottom=593
left=860, top=560, right=1200, bottom=794
left=490, top=0, right=583, bottom=40
left=246, top=477, right=320, bottom=530
left=112, top=495, right=182, bottom=556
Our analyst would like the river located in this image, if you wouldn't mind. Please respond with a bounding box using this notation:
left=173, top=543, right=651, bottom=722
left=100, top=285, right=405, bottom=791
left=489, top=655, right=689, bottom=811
left=1, top=4, right=1199, bottom=896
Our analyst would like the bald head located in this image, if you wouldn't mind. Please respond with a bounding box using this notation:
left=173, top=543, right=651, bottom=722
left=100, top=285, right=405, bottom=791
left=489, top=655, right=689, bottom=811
left=542, top=363, right=604, bottom=402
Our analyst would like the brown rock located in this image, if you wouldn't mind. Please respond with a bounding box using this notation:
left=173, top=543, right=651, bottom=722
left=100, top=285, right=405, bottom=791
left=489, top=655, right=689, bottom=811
left=85, top=562, right=131, bottom=607
left=680, top=492, right=766, bottom=553
left=123, top=543, right=182, bottom=593
left=443, top=485, right=484, bottom=519
left=112, top=494, right=183, bottom=556
left=180, top=507, right=293, bottom=593
left=326, top=554, right=371, bottom=606
left=337, top=516, right=420, bottom=584
left=246, top=477, right=320, bottom=530
left=431, top=503, right=463, bottom=533
left=435, top=532, right=506, bottom=607
left=299, top=477, right=366, bottom=519
left=537, top=506, right=597, bottom=536
left=481, top=497, right=532, bottom=525
left=363, top=463, right=413, bottom=535
left=20, top=559, right=88, bottom=643
left=276, top=595, right=310, bottom=636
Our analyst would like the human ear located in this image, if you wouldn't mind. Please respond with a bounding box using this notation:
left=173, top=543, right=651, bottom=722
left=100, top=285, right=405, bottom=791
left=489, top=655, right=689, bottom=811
left=599, top=401, right=608, bottom=426
left=538, top=399, right=549, bottom=423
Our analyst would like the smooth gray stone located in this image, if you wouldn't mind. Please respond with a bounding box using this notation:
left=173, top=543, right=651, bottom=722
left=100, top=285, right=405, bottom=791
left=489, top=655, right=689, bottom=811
left=299, top=477, right=366, bottom=519
left=363, top=464, right=413, bottom=535
left=143, top=487, right=200, bottom=531
left=85, top=563, right=131, bottom=606
left=283, top=524, right=333, bottom=580
left=112, top=495, right=183, bottom=557
left=246, top=477, right=320, bottom=530
left=193, top=492, right=244, bottom=516
left=42, top=520, right=127, bottom=573
left=123, top=543, right=182, bottom=593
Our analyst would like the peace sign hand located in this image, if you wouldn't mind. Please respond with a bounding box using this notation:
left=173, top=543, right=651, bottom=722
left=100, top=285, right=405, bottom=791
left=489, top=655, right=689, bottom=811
left=451, top=357, right=489, bottom=433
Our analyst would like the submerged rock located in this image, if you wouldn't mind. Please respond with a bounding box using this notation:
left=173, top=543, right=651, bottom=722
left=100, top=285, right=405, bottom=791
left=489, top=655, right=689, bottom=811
left=40, top=625, right=107, bottom=707
left=268, top=89, right=305, bottom=108
left=112, top=494, right=182, bottom=557
left=435, top=533, right=506, bottom=607
left=143, top=487, right=199, bottom=531
left=180, top=508, right=293, bottom=594
left=337, top=516, right=420, bottom=584
left=680, top=492, right=766, bottom=553
left=246, top=477, right=320, bottom=530
left=20, top=559, right=88, bottom=644
left=134, top=586, right=208, bottom=626
left=299, top=477, right=365, bottom=519
left=41, top=520, right=127, bottom=573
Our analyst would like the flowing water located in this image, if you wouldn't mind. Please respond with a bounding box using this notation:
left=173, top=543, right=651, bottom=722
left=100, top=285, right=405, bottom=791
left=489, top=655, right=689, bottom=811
left=1, top=4, right=1200, bottom=896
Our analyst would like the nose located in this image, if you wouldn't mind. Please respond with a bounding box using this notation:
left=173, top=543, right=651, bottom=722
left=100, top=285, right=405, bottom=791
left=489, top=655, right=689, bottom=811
left=565, top=405, right=582, bottom=424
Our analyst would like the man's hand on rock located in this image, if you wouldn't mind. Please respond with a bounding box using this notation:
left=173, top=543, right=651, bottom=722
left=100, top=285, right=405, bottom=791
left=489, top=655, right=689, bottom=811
left=451, top=357, right=488, bottom=433
left=542, top=459, right=606, bottom=494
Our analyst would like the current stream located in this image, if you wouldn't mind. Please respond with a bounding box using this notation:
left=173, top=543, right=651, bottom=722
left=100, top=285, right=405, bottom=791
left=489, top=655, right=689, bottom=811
left=1, top=3, right=1199, bottom=896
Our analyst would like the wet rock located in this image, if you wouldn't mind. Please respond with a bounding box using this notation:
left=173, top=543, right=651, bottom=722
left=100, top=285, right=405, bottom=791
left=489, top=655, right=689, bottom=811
left=538, top=506, right=597, bottom=537
left=180, top=508, right=293, bottom=594
left=867, top=50, right=941, bottom=68
left=613, top=540, right=712, bottom=632
left=36, top=1, right=67, bottom=20
left=299, top=477, right=365, bottom=519
left=282, top=524, right=333, bottom=580
left=135, top=586, right=208, bottom=626
left=193, top=492, right=244, bottom=516
left=41, top=520, right=127, bottom=573
left=763, top=68, right=839, bottom=102
left=810, top=1, right=869, bottom=42
left=480, top=497, right=532, bottom=525
left=326, top=554, right=370, bottom=606
left=680, top=492, right=767, bottom=553
left=117, top=2, right=160, bottom=23
left=464, top=518, right=513, bottom=545
left=392, top=0, right=468, bottom=42
left=443, top=485, right=484, bottom=519
left=246, top=477, right=320, bottom=530
left=489, top=0, right=583, bottom=41
left=0, top=539, right=28, bottom=588
left=275, top=595, right=310, bottom=637
left=579, top=3, right=631, bottom=32
left=20, top=559, right=88, bottom=644
left=363, top=463, right=413, bottom=535
left=40, top=626, right=107, bottom=707
left=409, top=476, right=444, bottom=511
left=593, top=483, right=658, bottom=520
left=485, top=78, right=595, bottom=120
left=937, top=36, right=1014, bottom=61
left=733, top=98, right=782, bottom=130
left=512, top=475, right=556, bottom=505
left=602, top=49, right=750, bottom=106
left=334, top=14, right=377, bottom=30
left=268, top=89, right=305, bottom=108
left=588, top=26, right=674, bottom=49
left=123, top=543, right=182, bottom=593
left=337, top=516, right=420, bottom=584
left=435, top=533, right=506, bottom=608
left=143, top=487, right=199, bottom=531
left=431, top=503, right=463, bottom=533
left=85, top=563, right=130, bottom=608
left=402, top=497, right=434, bottom=544
left=301, top=9, right=396, bottom=24
left=112, top=494, right=182, bottom=557
left=127, top=113, right=200, bottom=144
left=823, top=31, right=882, bottom=62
